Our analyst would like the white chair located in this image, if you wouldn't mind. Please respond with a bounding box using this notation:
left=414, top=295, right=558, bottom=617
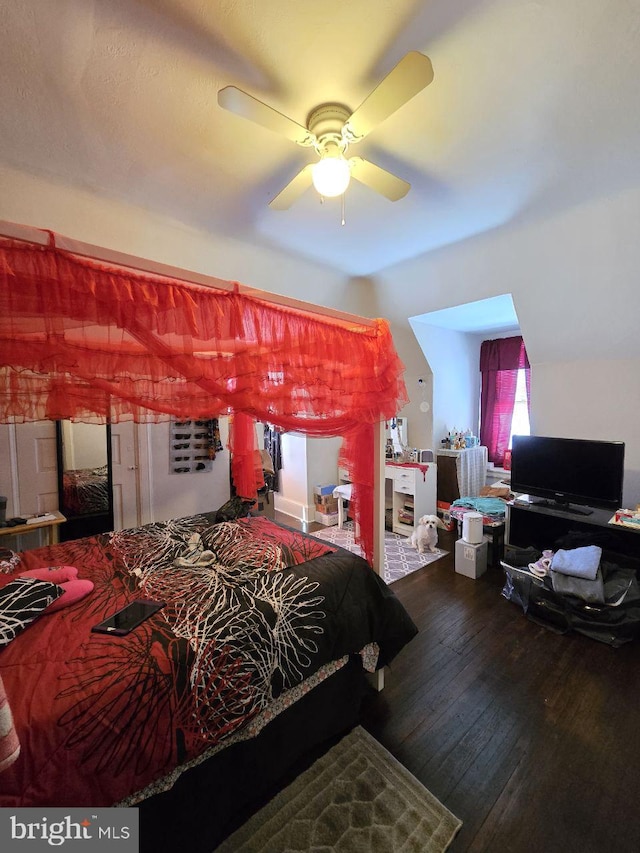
left=332, top=483, right=353, bottom=529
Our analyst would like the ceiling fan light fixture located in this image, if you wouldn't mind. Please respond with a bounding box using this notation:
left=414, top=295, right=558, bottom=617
left=219, top=52, right=434, bottom=210
left=311, top=155, right=351, bottom=198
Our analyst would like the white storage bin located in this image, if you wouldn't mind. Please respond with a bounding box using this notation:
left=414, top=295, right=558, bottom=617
left=315, top=511, right=339, bottom=526
left=455, top=539, right=488, bottom=579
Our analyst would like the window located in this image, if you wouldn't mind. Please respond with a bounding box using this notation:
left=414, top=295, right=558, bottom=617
left=479, top=336, right=530, bottom=467
left=508, top=368, right=531, bottom=447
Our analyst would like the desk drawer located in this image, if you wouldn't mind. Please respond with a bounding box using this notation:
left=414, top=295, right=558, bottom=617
left=394, top=469, right=416, bottom=487
left=395, top=482, right=414, bottom=495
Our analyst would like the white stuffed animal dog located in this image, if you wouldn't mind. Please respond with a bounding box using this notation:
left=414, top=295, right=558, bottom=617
left=408, top=514, right=444, bottom=554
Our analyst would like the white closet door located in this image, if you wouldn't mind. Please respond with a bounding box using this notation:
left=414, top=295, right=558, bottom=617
left=0, top=422, right=58, bottom=549
left=111, top=422, right=147, bottom=531
left=14, top=421, right=58, bottom=515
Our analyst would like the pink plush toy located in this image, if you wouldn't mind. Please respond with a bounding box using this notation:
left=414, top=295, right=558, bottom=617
left=17, top=566, right=78, bottom=584
left=17, top=566, right=94, bottom=613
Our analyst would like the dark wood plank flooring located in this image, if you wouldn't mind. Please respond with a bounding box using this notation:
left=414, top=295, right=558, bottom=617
left=358, top=526, right=640, bottom=853
left=271, top=512, right=640, bottom=851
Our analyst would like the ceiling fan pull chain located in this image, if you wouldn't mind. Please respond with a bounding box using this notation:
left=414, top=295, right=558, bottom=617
left=341, top=193, right=346, bottom=226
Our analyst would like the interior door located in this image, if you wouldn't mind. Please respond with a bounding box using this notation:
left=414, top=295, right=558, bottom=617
left=110, top=422, right=143, bottom=530
left=14, top=421, right=59, bottom=514
left=0, top=422, right=59, bottom=549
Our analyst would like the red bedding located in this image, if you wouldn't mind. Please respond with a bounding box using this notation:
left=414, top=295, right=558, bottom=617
left=0, top=514, right=417, bottom=808
left=62, top=466, right=109, bottom=516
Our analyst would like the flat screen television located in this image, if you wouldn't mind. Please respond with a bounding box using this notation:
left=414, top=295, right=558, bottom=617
left=510, top=435, right=625, bottom=514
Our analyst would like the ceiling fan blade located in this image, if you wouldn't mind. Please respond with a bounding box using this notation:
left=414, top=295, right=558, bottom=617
left=268, top=164, right=315, bottom=210
left=349, top=157, right=410, bottom=201
left=345, top=52, right=434, bottom=142
left=218, top=86, right=316, bottom=147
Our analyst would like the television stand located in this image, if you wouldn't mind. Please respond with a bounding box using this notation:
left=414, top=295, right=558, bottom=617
left=529, top=498, right=593, bottom=516
left=506, top=497, right=640, bottom=573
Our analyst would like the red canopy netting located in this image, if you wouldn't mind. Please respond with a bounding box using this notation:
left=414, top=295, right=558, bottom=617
left=0, top=230, right=408, bottom=564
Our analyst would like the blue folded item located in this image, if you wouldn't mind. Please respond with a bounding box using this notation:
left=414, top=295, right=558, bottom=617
left=550, top=545, right=602, bottom=580
left=451, top=497, right=506, bottom=519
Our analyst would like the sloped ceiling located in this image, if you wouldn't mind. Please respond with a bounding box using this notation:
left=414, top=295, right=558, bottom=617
left=2, top=0, right=639, bottom=282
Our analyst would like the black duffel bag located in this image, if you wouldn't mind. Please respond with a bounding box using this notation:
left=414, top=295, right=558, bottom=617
left=502, top=565, right=640, bottom=647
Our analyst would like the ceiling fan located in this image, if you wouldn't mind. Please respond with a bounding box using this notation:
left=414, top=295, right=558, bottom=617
left=217, top=51, right=434, bottom=210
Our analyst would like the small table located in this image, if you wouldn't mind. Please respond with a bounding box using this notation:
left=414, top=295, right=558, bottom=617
left=0, top=511, right=66, bottom=547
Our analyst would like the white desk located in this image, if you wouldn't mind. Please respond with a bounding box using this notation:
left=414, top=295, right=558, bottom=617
left=335, top=465, right=437, bottom=534
left=385, top=463, right=437, bottom=536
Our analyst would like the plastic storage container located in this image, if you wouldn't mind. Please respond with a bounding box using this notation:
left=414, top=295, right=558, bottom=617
left=455, top=539, right=488, bottom=579
left=462, top=511, right=483, bottom=544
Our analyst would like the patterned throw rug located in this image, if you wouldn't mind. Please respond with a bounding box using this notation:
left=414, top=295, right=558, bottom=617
left=215, top=726, right=462, bottom=853
left=311, top=521, right=447, bottom=584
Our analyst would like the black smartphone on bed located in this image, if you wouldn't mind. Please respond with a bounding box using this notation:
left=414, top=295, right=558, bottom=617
left=91, top=599, right=165, bottom=636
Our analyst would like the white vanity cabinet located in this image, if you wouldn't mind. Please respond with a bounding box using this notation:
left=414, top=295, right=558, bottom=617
left=385, top=463, right=437, bottom=537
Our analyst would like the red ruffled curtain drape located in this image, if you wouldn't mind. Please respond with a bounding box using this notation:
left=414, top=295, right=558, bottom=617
left=228, top=412, right=265, bottom=499
left=0, top=233, right=408, bottom=564
left=479, top=335, right=530, bottom=466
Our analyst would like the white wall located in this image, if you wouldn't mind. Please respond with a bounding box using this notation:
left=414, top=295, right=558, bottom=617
left=65, top=422, right=107, bottom=469
left=275, top=433, right=310, bottom=522
left=376, top=185, right=640, bottom=508
left=307, top=435, right=342, bottom=502
left=274, top=433, right=342, bottom=523
left=0, top=166, right=359, bottom=317
left=410, top=321, right=483, bottom=449
left=383, top=319, right=433, bottom=453
left=145, top=419, right=231, bottom=523
left=532, top=359, right=640, bottom=507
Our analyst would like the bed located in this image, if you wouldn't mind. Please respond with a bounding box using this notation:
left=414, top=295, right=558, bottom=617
left=62, top=465, right=110, bottom=516
left=0, top=222, right=413, bottom=848
left=0, top=511, right=417, bottom=848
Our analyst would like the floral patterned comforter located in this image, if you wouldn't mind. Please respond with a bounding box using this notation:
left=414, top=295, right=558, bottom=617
left=0, top=514, right=417, bottom=807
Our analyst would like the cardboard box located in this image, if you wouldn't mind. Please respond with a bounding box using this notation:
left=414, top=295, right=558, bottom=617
left=455, top=539, right=488, bottom=579
left=314, top=510, right=339, bottom=526
left=316, top=503, right=339, bottom=515
left=314, top=494, right=338, bottom=509
left=314, top=484, right=337, bottom=497
left=436, top=499, right=455, bottom=532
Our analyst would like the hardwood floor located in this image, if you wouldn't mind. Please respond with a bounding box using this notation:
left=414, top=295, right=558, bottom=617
left=359, top=527, right=640, bottom=853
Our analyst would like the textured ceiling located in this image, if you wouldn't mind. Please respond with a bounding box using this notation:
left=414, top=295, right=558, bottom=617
left=1, top=0, right=639, bottom=277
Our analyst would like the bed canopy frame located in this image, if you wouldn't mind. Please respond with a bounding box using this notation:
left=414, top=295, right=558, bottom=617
left=0, top=221, right=407, bottom=568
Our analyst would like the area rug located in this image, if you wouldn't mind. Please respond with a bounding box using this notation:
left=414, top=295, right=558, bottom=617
left=215, top=726, right=462, bottom=853
left=312, top=521, right=447, bottom=584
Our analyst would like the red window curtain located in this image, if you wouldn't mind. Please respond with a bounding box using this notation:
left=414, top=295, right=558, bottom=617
left=479, top=336, right=530, bottom=466
left=0, top=233, right=409, bottom=565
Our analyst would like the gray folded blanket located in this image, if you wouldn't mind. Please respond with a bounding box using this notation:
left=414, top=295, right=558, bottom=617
left=550, top=545, right=602, bottom=580
left=551, top=566, right=605, bottom=604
